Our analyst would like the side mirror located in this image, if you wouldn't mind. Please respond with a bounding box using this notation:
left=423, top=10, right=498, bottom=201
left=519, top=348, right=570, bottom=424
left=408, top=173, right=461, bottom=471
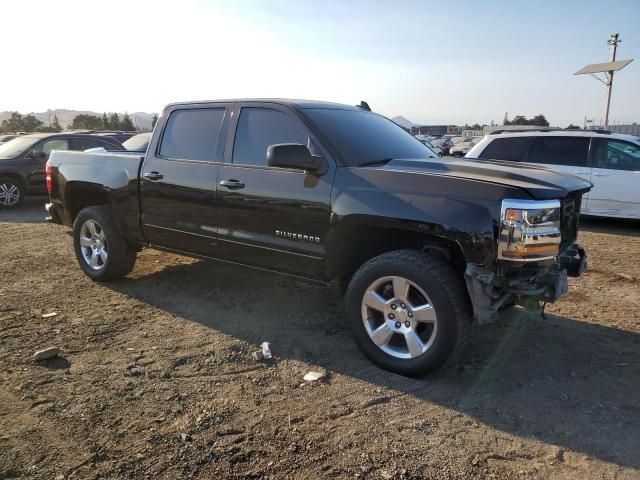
left=32, top=151, right=47, bottom=161
left=267, top=144, right=327, bottom=175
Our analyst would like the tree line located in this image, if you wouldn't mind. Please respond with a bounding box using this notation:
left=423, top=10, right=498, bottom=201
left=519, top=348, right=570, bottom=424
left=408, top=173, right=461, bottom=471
left=0, top=112, right=62, bottom=134
left=0, top=111, right=144, bottom=134
left=503, top=113, right=550, bottom=127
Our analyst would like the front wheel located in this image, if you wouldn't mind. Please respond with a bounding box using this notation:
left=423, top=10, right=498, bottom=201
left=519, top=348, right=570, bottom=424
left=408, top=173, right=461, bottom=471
left=346, top=249, right=471, bottom=376
left=73, top=206, right=137, bottom=281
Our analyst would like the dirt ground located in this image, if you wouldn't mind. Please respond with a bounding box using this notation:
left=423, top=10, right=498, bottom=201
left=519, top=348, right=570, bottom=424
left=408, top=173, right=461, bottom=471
left=1, top=197, right=639, bottom=480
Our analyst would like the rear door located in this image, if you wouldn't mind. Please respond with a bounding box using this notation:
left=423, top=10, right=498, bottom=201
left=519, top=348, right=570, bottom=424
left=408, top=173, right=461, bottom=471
left=140, top=104, right=230, bottom=255
left=525, top=136, right=591, bottom=213
left=214, top=103, right=335, bottom=279
left=587, top=138, right=640, bottom=218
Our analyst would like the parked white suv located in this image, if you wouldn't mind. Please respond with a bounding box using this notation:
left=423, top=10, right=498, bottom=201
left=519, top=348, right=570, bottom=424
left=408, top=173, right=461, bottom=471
left=466, top=130, right=640, bottom=219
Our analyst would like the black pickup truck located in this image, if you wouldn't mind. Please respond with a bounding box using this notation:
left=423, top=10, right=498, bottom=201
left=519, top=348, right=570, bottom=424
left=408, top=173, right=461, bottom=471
left=46, top=99, right=590, bottom=375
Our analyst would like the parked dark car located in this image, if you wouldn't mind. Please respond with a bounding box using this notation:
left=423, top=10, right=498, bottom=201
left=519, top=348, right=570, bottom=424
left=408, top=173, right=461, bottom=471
left=122, top=132, right=152, bottom=152
left=0, top=133, right=123, bottom=207
left=46, top=99, right=589, bottom=375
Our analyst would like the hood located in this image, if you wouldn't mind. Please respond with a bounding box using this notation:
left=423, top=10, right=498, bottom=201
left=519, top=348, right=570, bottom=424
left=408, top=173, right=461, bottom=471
left=380, top=157, right=592, bottom=200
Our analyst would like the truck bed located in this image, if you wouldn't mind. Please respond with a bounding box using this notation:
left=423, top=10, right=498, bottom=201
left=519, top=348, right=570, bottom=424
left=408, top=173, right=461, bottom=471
left=47, top=150, right=145, bottom=243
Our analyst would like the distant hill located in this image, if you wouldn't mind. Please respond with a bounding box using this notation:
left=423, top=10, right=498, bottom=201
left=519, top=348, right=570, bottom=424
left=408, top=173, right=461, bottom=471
left=0, top=109, right=158, bottom=132
left=391, top=115, right=418, bottom=129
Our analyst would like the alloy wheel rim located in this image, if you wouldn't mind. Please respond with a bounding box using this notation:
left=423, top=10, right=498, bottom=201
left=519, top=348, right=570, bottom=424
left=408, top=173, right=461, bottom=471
left=0, top=182, right=20, bottom=206
left=79, top=219, right=108, bottom=270
left=361, top=275, right=438, bottom=359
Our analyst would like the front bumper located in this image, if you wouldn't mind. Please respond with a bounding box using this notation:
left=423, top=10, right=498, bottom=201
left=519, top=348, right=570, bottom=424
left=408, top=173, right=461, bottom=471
left=559, top=243, right=587, bottom=278
left=465, top=243, right=587, bottom=324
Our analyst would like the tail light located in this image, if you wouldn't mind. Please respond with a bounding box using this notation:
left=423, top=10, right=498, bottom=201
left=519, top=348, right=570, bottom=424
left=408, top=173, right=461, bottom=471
left=46, top=161, right=53, bottom=193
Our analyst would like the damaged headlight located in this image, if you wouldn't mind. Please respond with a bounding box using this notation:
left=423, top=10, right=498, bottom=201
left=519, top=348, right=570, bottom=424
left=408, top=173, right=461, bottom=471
left=498, top=199, right=561, bottom=261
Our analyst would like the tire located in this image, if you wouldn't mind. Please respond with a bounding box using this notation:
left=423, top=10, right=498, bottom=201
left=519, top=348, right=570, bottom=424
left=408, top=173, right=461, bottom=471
left=0, top=177, right=24, bottom=209
left=346, top=249, right=471, bottom=376
left=73, top=206, right=137, bottom=281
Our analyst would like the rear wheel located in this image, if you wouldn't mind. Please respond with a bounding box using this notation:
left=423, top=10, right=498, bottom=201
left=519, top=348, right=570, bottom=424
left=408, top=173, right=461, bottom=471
left=73, top=206, right=137, bottom=281
left=346, top=249, right=471, bottom=376
left=0, top=177, right=24, bottom=208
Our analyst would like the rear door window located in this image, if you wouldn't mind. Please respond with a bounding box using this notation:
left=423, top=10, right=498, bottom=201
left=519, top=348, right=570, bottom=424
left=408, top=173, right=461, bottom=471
left=527, top=137, right=590, bottom=167
left=592, top=139, right=640, bottom=171
left=71, top=138, right=100, bottom=151
left=478, top=137, right=532, bottom=161
left=98, top=139, right=121, bottom=151
left=159, top=108, right=226, bottom=162
left=232, top=108, right=309, bottom=167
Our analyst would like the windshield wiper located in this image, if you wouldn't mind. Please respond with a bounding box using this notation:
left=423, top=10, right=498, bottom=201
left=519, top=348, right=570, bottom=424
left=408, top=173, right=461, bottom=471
left=358, top=158, right=392, bottom=167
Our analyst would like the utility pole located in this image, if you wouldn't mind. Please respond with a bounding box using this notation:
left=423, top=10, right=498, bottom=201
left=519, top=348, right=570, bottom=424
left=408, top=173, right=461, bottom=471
left=574, top=33, right=633, bottom=129
left=604, top=33, right=619, bottom=126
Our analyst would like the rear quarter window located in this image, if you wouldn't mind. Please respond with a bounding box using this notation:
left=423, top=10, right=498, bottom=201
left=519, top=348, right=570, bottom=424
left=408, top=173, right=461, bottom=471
left=478, top=137, right=532, bottom=161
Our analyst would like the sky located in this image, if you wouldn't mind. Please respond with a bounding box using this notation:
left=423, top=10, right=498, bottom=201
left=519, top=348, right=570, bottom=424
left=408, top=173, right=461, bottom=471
left=2, top=0, right=639, bottom=127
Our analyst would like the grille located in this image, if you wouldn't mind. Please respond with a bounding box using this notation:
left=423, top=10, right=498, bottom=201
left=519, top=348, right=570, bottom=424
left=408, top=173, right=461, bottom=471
left=560, top=193, right=581, bottom=248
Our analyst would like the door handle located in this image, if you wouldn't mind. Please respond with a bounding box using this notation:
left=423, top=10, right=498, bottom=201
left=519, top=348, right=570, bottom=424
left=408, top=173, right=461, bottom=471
left=573, top=170, right=589, bottom=175
left=143, top=171, right=163, bottom=181
left=219, top=179, right=245, bottom=189
left=592, top=173, right=609, bottom=177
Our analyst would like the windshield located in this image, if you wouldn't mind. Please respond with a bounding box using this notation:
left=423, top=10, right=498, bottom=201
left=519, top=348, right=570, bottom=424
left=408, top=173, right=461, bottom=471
left=0, top=136, right=39, bottom=159
left=303, top=108, right=435, bottom=166
left=123, top=133, right=151, bottom=152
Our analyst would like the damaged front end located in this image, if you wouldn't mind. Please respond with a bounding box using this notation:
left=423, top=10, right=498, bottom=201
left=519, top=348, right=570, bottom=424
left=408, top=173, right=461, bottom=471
left=465, top=198, right=587, bottom=324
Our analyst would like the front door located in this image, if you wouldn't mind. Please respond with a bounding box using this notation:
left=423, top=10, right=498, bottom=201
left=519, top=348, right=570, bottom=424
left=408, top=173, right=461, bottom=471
left=140, top=105, right=229, bottom=255
left=27, top=138, right=71, bottom=191
left=587, top=138, right=640, bottom=219
left=215, top=104, right=335, bottom=280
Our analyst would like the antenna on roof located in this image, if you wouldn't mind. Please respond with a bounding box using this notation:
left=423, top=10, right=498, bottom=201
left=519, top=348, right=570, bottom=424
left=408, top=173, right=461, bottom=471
left=357, top=101, right=371, bottom=111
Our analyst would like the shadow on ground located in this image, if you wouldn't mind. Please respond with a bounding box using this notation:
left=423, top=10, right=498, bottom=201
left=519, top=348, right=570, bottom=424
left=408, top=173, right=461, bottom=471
left=581, top=215, right=640, bottom=237
left=0, top=196, right=48, bottom=223
left=107, top=258, right=640, bottom=470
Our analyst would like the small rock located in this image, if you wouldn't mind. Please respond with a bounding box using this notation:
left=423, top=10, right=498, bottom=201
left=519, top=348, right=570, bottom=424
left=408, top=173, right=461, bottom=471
left=33, top=347, right=59, bottom=361
left=553, top=447, right=565, bottom=462
left=126, top=367, right=145, bottom=377
left=560, top=393, right=568, bottom=401
left=471, top=454, right=480, bottom=466
left=303, top=371, right=326, bottom=382
left=180, top=432, right=192, bottom=442
left=615, top=272, right=634, bottom=281
left=42, top=312, right=58, bottom=318
left=252, top=351, right=264, bottom=361
left=55, top=475, right=65, bottom=480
